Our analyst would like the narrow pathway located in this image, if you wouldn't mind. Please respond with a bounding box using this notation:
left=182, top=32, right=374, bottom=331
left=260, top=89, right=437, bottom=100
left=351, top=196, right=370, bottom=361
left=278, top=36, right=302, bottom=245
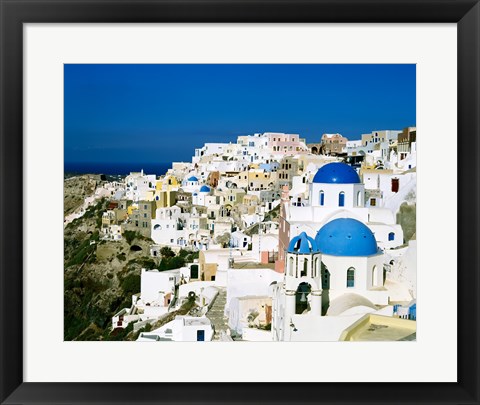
left=205, top=288, right=229, bottom=341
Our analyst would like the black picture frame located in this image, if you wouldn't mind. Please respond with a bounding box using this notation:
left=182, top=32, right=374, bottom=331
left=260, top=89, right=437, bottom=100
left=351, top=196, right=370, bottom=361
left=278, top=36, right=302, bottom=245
left=1, top=1, right=479, bottom=404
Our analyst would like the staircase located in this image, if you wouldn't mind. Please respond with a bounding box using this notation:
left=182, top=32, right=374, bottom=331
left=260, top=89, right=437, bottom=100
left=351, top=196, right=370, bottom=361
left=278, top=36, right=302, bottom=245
left=206, top=288, right=229, bottom=341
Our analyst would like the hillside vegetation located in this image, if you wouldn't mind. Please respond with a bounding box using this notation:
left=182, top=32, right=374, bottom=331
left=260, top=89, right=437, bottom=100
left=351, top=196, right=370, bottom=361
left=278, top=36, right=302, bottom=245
left=64, top=182, right=197, bottom=341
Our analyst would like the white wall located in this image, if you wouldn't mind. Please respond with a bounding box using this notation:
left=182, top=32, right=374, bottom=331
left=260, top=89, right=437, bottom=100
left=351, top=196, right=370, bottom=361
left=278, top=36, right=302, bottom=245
left=242, top=328, right=272, bottom=341
left=140, top=269, right=177, bottom=304
left=226, top=268, right=283, bottom=312
left=228, top=296, right=271, bottom=334
left=321, top=254, right=384, bottom=295
left=310, top=182, right=365, bottom=209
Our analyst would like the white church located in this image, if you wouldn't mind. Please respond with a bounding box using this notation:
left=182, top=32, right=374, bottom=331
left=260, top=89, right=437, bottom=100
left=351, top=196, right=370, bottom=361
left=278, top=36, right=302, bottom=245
left=284, top=162, right=404, bottom=250
left=271, top=162, right=413, bottom=341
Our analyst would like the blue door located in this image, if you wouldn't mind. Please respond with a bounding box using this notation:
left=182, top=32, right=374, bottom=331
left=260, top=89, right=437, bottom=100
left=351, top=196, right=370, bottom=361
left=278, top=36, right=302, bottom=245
left=197, top=330, right=205, bottom=341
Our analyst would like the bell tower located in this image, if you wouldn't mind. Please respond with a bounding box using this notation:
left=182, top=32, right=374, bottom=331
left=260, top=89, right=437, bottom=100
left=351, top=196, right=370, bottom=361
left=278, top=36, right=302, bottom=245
left=283, top=232, right=323, bottom=339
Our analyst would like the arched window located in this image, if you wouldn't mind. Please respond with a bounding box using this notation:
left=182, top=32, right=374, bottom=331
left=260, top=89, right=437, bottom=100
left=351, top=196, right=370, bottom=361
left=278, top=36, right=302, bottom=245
left=388, top=232, right=395, bottom=241
left=295, top=283, right=311, bottom=315
left=347, top=267, right=355, bottom=288
left=357, top=191, right=362, bottom=206
left=288, top=256, right=294, bottom=276
left=372, top=265, right=378, bottom=287
left=153, top=224, right=161, bottom=230
left=339, top=191, right=345, bottom=207
left=302, top=259, right=308, bottom=277
left=319, top=190, right=325, bottom=206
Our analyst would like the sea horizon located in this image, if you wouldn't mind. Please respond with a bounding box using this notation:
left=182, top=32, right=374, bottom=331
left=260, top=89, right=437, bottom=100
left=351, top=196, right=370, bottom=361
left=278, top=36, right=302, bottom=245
left=64, top=161, right=175, bottom=176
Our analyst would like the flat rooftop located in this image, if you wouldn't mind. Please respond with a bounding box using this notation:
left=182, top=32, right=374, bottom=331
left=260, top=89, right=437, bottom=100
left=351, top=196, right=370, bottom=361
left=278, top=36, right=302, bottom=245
left=340, top=314, right=416, bottom=342
left=231, top=262, right=276, bottom=270
left=183, top=318, right=211, bottom=326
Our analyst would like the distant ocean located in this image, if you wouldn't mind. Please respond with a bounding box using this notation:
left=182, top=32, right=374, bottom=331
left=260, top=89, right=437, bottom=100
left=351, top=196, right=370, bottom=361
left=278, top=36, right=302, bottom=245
left=64, top=162, right=173, bottom=176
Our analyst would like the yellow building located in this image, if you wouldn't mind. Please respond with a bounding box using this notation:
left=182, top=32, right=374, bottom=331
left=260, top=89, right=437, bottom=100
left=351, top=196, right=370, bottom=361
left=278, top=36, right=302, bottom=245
left=199, top=251, right=218, bottom=281
left=154, top=175, right=180, bottom=207
left=247, top=169, right=276, bottom=191
left=155, top=175, right=179, bottom=191
left=127, top=205, right=138, bottom=216
left=155, top=190, right=178, bottom=208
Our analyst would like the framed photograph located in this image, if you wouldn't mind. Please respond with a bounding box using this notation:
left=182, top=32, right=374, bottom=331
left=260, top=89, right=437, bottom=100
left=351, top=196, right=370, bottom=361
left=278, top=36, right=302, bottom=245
left=1, top=0, right=478, bottom=404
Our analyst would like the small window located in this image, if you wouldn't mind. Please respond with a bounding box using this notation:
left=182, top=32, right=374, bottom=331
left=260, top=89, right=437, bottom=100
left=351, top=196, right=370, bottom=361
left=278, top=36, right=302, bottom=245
left=347, top=267, right=355, bottom=288
left=388, top=232, right=395, bottom=241
left=339, top=192, right=345, bottom=207
left=319, top=191, right=324, bottom=206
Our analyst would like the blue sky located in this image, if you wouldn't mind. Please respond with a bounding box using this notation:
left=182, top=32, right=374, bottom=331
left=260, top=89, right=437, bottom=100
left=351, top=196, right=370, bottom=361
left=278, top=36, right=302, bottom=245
left=64, top=64, right=416, bottom=164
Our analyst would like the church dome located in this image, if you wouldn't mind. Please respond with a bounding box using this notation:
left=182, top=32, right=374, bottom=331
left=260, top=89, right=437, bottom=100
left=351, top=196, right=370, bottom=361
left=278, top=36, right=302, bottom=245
left=199, top=185, right=211, bottom=192
left=312, top=163, right=360, bottom=184
left=187, top=176, right=199, bottom=182
left=315, top=218, right=378, bottom=256
left=287, top=232, right=319, bottom=254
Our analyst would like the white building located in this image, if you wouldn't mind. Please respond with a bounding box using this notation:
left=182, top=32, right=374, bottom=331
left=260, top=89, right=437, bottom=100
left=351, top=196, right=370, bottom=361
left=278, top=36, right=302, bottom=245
left=125, top=170, right=156, bottom=201
left=137, top=316, right=214, bottom=342
left=134, top=269, right=180, bottom=319
left=230, top=231, right=251, bottom=249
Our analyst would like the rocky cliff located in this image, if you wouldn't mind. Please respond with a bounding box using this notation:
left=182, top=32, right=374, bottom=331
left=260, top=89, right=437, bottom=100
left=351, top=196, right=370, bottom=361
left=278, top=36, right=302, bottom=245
left=64, top=175, right=99, bottom=216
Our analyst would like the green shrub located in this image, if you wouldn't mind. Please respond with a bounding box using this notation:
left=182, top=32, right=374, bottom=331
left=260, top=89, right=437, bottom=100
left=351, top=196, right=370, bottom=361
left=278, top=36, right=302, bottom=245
left=159, top=255, right=185, bottom=271
left=120, top=273, right=140, bottom=295
left=178, top=249, right=190, bottom=258
left=123, top=230, right=137, bottom=245
left=139, top=257, right=156, bottom=270
left=160, top=246, right=175, bottom=258
left=185, top=251, right=199, bottom=263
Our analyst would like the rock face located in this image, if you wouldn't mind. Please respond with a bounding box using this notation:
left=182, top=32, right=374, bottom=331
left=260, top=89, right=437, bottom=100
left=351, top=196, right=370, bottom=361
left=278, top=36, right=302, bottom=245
left=64, top=175, right=99, bottom=216
left=64, top=234, right=156, bottom=341
left=63, top=178, right=159, bottom=341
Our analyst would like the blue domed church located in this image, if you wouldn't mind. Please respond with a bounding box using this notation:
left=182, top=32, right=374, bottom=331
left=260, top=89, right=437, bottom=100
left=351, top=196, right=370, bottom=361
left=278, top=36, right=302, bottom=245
left=275, top=162, right=404, bottom=275
left=310, top=162, right=365, bottom=208
left=271, top=162, right=399, bottom=341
